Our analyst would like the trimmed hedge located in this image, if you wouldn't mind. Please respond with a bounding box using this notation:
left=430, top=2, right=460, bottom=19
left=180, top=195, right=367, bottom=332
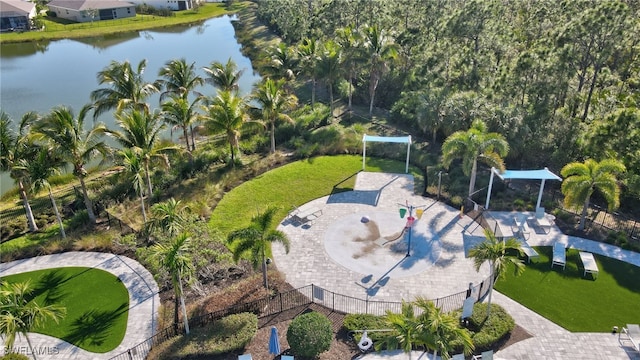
left=287, top=311, right=333, bottom=358
left=342, top=313, right=393, bottom=343
left=451, top=302, right=515, bottom=351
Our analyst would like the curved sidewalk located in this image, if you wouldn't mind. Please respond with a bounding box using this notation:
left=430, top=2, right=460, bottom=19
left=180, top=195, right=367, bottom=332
left=0, top=251, right=160, bottom=360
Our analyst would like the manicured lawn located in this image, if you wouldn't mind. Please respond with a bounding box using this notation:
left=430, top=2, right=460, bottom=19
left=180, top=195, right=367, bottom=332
left=208, top=155, right=424, bottom=236
left=3, top=267, right=129, bottom=353
left=495, top=247, right=640, bottom=332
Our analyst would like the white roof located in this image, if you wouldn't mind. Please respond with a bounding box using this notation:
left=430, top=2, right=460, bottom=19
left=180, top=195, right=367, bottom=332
left=363, top=135, right=411, bottom=144
left=493, top=168, right=561, bottom=181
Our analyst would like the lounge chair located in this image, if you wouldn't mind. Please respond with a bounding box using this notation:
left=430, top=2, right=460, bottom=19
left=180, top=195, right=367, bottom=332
left=518, top=239, right=539, bottom=263
left=472, top=350, right=493, bottom=360
left=238, top=355, right=253, bottom=360
left=551, top=242, right=566, bottom=270
left=534, top=207, right=552, bottom=233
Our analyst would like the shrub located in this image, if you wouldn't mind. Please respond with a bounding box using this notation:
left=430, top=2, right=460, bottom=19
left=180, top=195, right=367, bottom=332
left=466, top=303, right=515, bottom=351
left=67, top=210, right=90, bottom=231
left=287, top=311, right=332, bottom=358
left=1, top=353, right=30, bottom=360
left=342, top=313, right=392, bottom=343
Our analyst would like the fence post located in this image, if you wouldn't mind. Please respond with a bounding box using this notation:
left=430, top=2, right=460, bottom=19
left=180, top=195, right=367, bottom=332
left=279, top=292, right=283, bottom=312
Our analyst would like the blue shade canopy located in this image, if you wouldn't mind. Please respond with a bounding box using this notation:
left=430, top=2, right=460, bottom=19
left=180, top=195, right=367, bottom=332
left=268, top=326, right=281, bottom=355
left=495, top=169, right=562, bottom=181
left=362, top=135, right=411, bottom=143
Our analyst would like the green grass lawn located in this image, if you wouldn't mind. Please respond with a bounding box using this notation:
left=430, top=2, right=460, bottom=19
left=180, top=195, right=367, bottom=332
left=495, top=247, right=640, bottom=332
left=208, top=155, right=424, bottom=237
left=3, top=267, right=129, bottom=353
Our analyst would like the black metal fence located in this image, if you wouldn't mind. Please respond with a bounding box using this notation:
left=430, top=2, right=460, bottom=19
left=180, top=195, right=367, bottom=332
left=107, top=279, right=493, bottom=360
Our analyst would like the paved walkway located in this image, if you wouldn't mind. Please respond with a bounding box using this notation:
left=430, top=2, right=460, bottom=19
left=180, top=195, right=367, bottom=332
left=273, top=172, right=640, bottom=360
left=0, top=252, right=160, bottom=360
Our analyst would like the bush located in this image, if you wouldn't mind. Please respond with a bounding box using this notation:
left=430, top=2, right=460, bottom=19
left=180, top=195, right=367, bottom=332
left=287, top=311, right=332, bottom=358
left=342, top=313, right=392, bottom=343
left=453, top=302, right=515, bottom=351
left=67, top=210, right=90, bottom=231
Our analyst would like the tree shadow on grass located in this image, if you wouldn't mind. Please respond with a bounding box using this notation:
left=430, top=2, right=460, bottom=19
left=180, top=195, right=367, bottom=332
left=29, top=269, right=70, bottom=305
left=64, top=302, right=128, bottom=348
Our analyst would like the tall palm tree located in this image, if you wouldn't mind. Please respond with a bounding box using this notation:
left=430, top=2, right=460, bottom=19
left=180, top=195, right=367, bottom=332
left=148, top=198, right=187, bottom=238
left=160, top=95, right=203, bottom=154
left=468, top=229, right=524, bottom=318
left=297, top=37, right=320, bottom=107
left=250, top=78, right=297, bottom=153
left=561, top=158, right=626, bottom=230
left=317, top=39, right=343, bottom=118
left=33, top=105, right=110, bottom=224
left=203, top=90, right=259, bottom=166
left=150, top=233, right=194, bottom=334
left=112, top=109, right=178, bottom=198
left=118, top=148, right=148, bottom=224
left=0, top=280, right=66, bottom=360
left=414, top=298, right=474, bottom=360
left=90, top=59, right=160, bottom=119
left=157, top=58, right=204, bottom=102
left=336, top=25, right=364, bottom=111
left=363, top=25, right=399, bottom=116
left=227, top=206, right=290, bottom=289
left=442, top=119, right=509, bottom=198
left=17, top=148, right=66, bottom=238
left=203, top=57, right=244, bottom=93
left=265, top=42, right=299, bottom=82
left=0, top=111, right=40, bottom=232
left=376, top=301, right=420, bottom=359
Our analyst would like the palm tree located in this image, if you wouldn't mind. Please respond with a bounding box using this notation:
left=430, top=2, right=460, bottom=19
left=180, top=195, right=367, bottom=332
left=18, top=148, right=66, bottom=238
left=336, top=25, right=364, bottom=111
left=148, top=198, right=187, bottom=238
left=250, top=78, right=297, bottom=153
left=203, top=57, right=244, bottom=93
left=150, top=233, right=194, bottom=334
left=297, top=37, right=320, bottom=107
left=317, top=39, right=343, bottom=118
left=468, top=229, right=524, bottom=318
left=157, top=58, right=204, bottom=102
left=414, top=298, right=474, bottom=360
left=561, top=158, right=626, bottom=230
left=0, top=280, right=66, bottom=360
left=363, top=25, right=399, bottom=116
left=265, top=42, right=299, bottom=82
left=442, top=119, right=509, bottom=198
left=203, top=90, right=259, bottom=166
left=90, top=59, right=160, bottom=119
left=33, top=105, right=110, bottom=224
left=112, top=109, right=179, bottom=198
left=0, top=111, right=40, bottom=232
left=160, top=94, right=203, bottom=154
left=376, top=301, right=420, bottom=359
left=227, top=206, right=290, bottom=289
left=118, top=148, right=148, bottom=224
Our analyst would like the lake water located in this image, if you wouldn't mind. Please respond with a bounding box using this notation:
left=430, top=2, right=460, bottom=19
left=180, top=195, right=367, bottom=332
left=0, top=15, right=262, bottom=194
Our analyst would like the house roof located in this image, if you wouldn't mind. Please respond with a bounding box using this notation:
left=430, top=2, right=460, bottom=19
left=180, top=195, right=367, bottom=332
left=0, top=0, right=36, bottom=17
left=47, top=0, right=134, bottom=11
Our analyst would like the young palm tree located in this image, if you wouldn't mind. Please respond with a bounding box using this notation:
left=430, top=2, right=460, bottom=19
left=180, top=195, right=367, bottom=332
left=112, top=109, right=179, bottom=197
left=376, top=301, right=420, bottom=359
left=468, top=229, right=524, bottom=318
left=203, top=90, right=260, bottom=166
left=317, top=39, right=343, bottom=118
left=203, top=57, right=244, bottom=93
left=227, top=206, right=290, bottom=289
left=265, top=42, right=299, bottom=82
left=148, top=198, right=187, bottom=238
left=0, top=280, right=66, bottom=360
left=17, top=148, right=66, bottom=238
left=414, top=298, right=474, bottom=360
left=297, top=37, right=320, bottom=107
left=118, top=148, right=148, bottom=224
left=90, top=59, right=160, bottom=119
left=442, top=119, right=509, bottom=198
left=363, top=25, right=399, bottom=116
left=250, top=78, right=298, bottom=153
left=150, top=233, right=194, bottom=334
left=33, top=105, right=110, bottom=224
left=0, top=111, right=40, bottom=232
left=157, top=58, right=204, bottom=102
left=561, top=158, right=626, bottom=230
left=160, top=95, right=203, bottom=154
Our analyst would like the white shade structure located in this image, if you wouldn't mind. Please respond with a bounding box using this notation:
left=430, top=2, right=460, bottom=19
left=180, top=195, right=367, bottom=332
left=362, top=135, right=411, bottom=173
left=485, top=167, right=562, bottom=209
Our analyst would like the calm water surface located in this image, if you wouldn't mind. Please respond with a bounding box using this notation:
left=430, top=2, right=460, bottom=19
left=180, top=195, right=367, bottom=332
left=0, top=15, right=261, bottom=194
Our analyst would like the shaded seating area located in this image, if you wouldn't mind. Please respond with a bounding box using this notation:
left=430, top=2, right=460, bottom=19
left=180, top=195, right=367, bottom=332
left=551, top=242, right=566, bottom=270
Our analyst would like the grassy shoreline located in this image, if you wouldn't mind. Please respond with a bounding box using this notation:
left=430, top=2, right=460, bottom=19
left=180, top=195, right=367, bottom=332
left=0, top=2, right=250, bottom=44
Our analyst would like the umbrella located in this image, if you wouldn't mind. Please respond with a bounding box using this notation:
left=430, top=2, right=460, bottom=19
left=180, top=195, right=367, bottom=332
left=268, top=326, right=281, bottom=355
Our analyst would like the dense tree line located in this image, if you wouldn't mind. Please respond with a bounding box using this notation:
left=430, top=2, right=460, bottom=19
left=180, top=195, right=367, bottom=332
left=255, top=0, right=640, bottom=198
